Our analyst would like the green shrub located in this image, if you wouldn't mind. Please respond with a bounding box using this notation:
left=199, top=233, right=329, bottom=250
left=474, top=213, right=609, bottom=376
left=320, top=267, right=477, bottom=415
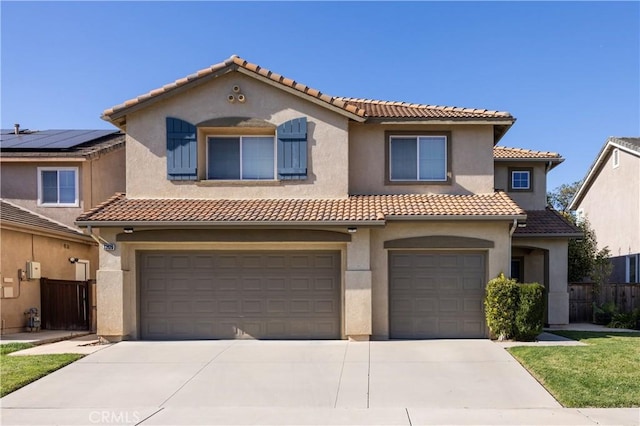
left=607, top=308, right=640, bottom=330
left=515, top=283, right=545, bottom=341
left=484, top=273, right=519, bottom=340
left=593, top=301, right=617, bottom=325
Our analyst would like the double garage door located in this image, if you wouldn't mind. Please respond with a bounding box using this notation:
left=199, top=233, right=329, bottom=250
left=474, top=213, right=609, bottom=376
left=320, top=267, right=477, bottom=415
left=139, top=251, right=341, bottom=340
left=389, top=251, right=487, bottom=339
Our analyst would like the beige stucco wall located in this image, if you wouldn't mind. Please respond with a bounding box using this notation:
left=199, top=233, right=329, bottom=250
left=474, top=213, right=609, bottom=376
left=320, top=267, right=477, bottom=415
left=348, top=123, right=495, bottom=195
left=494, top=162, right=548, bottom=211
left=124, top=73, right=350, bottom=199
left=0, top=227, right=97, bottom=334
left=512, top=237, right=569, bottom=325
left=87, top=148, right=126, bottom=207
left=1, top=161, right=85, bottom=228
left=0, top=151, right=125, bottom=228
left=575, top=149, right=640, bottom=256
left=370, top=220, right=512, bottom=338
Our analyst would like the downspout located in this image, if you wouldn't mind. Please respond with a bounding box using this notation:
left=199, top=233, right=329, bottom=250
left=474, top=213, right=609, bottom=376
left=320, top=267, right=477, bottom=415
left=85, top=225, right=109, bottom=245
left=508, top=218, right=517, bottom=277
left=545, top=160, right=553, bottom=173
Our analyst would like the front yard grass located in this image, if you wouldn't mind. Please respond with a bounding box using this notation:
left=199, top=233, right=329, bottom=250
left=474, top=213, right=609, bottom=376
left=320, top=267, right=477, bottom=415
left=508, top=331, right=640, bottom=408
left=0, top=343, right=83, bottom=397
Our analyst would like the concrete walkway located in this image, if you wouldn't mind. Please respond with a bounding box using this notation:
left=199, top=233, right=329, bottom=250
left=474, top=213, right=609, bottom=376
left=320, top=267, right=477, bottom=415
left=0, top=330, right=92, bottom=345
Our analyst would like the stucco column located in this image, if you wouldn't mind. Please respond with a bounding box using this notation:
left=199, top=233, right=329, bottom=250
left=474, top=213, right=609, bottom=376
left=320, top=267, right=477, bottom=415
left=96, top=228, right=126, bottom=341
left=344, top=229, right=372, bottom=340
left=547, top=241, right=570, bottom=325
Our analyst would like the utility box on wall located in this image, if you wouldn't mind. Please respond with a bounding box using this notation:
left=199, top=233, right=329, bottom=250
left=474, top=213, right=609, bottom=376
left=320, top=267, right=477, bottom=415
left=26, top=261, right=41, bottom=280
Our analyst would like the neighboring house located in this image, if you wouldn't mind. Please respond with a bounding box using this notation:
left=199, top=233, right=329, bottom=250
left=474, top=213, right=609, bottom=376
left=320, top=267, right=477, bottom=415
left=0, top=199, right=96, bottom=334
left=569, top=137, right=640, bottom=283
left=0, top=128, right=126, bottom=333
left=76, top=55, right=578, bottom=341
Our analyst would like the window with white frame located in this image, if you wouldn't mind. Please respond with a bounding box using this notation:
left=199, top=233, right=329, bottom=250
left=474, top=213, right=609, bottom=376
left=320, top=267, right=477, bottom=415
left=509, top=169, right=532, bottom=191
left=37, top=167, right=79, bottom=206
left=389, top=135, right=448, bottom=182
left=575, top=208, right=585, bottom=224
left=207, top=136, right=275, bottom=180
left=627, top=254, right=639, bottom=283
left=613, top=148, right=620, bottom=168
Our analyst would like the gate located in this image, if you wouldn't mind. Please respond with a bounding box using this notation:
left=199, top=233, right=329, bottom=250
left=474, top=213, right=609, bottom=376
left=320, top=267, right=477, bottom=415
left=40, top=278, right=90, bottom=330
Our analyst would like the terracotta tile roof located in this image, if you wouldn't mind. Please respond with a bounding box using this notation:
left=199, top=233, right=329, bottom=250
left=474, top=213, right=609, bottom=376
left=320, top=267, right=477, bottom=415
left=1, top=199, right=91, bottom=240
left=336, top=98, right=514, bottom=121
left=102, top=55, right=514, bottom=125
left=493, top=146, right=562, bottom=160
left=513, top=209, right=581, bottom=237
left=76, top=192, right=524, bottom=225
left=103, top=55, right=366, bottom=120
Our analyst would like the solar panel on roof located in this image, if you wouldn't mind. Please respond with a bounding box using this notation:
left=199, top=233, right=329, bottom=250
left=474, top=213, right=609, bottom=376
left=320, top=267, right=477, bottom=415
left=0, top=129, right=117, bottom=149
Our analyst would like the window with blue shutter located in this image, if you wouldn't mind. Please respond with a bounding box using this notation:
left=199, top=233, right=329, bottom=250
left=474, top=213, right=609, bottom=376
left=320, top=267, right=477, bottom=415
left=166, top=117, right=197, bottom=180
left=277, top=117, right=307, bottom=180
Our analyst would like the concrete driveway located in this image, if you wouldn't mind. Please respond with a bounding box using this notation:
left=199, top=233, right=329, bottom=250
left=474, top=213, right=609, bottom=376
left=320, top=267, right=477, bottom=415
left=2, top=340, right=637, bottom=425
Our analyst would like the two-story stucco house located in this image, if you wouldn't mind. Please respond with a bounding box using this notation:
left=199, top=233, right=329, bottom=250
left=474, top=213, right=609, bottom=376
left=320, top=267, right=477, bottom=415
left=0, top=128, right=125, bottom=333
left=76, top=56, right=579, bottom=341
left=570, top=137, right=640, bottom=283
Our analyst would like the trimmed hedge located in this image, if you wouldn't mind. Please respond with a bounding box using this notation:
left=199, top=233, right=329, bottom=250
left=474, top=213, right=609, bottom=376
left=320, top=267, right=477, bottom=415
left=484, top=274, right=545, bottom=341
left=515, top=283, right=545, bottom=341
left=484, top=273, right=519, bottom=340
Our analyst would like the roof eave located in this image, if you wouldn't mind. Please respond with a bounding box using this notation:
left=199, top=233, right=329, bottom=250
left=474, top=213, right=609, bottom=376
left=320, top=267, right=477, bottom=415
left=513, top=232, right=583, bottom=239
left=365, top=118, right=515, bottom=125
left=1, top=221, right=95, bottom=244
left=75, top=220, right=387, bottom=228
left=385, top=214, right=526, bottom=221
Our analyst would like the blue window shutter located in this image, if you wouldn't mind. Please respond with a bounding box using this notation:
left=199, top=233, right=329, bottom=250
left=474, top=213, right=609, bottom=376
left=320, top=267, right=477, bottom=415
left=166, top=117, right=197, bottom=181
left=277, top=117, right=307, bottom=180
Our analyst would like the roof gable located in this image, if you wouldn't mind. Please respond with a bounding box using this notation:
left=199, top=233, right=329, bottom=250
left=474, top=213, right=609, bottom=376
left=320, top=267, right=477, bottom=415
left=569, top=136, right=640, bottom=209
left=102, top=55, right=515, bottom=140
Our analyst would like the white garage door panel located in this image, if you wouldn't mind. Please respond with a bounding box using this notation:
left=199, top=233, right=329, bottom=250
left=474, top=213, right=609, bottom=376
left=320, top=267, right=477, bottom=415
left=389, top=251, right=487, bottom=339
left=140, top=251, right=341, bottom=340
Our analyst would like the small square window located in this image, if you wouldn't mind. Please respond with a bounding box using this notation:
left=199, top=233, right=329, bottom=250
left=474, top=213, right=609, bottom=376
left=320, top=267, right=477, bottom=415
left=37, top=167, right=79, bottom=207
left=511, top=170, right=531, bottom=190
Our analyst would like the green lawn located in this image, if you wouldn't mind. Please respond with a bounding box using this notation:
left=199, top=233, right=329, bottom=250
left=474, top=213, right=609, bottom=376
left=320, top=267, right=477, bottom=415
left=508, top=331, right=640, bottom=408
left=0, top=343, right=83, bottom=397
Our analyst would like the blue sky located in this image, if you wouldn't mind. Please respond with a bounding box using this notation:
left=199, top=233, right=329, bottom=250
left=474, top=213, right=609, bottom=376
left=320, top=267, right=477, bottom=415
left=1, top=1, right=638, bottom=191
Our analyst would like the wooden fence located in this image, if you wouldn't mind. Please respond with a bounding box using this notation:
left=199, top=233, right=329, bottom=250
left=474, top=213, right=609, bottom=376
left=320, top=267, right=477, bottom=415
left=569, top=282, right=640, bottom=323
left=40, top=278, right=90, bottom=330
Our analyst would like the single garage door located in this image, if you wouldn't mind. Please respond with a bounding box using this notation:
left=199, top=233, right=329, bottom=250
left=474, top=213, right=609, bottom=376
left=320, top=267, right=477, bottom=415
left=139, top=251, right=341, bottom=340
left=389, top=251, right=486, bottom=338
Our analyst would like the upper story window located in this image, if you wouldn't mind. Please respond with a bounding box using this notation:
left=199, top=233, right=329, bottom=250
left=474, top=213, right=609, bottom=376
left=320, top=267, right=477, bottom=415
left=37, top=167, right=79, bottom=207
left=508, top=167, right=533, bottom=191
left=208, top=136, right=275, bottom=180
left=613, top=148, right=620, bottom=168
left=387, top=132, right=450, bottom=183
left=166, top=116, right=307, bottom=182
